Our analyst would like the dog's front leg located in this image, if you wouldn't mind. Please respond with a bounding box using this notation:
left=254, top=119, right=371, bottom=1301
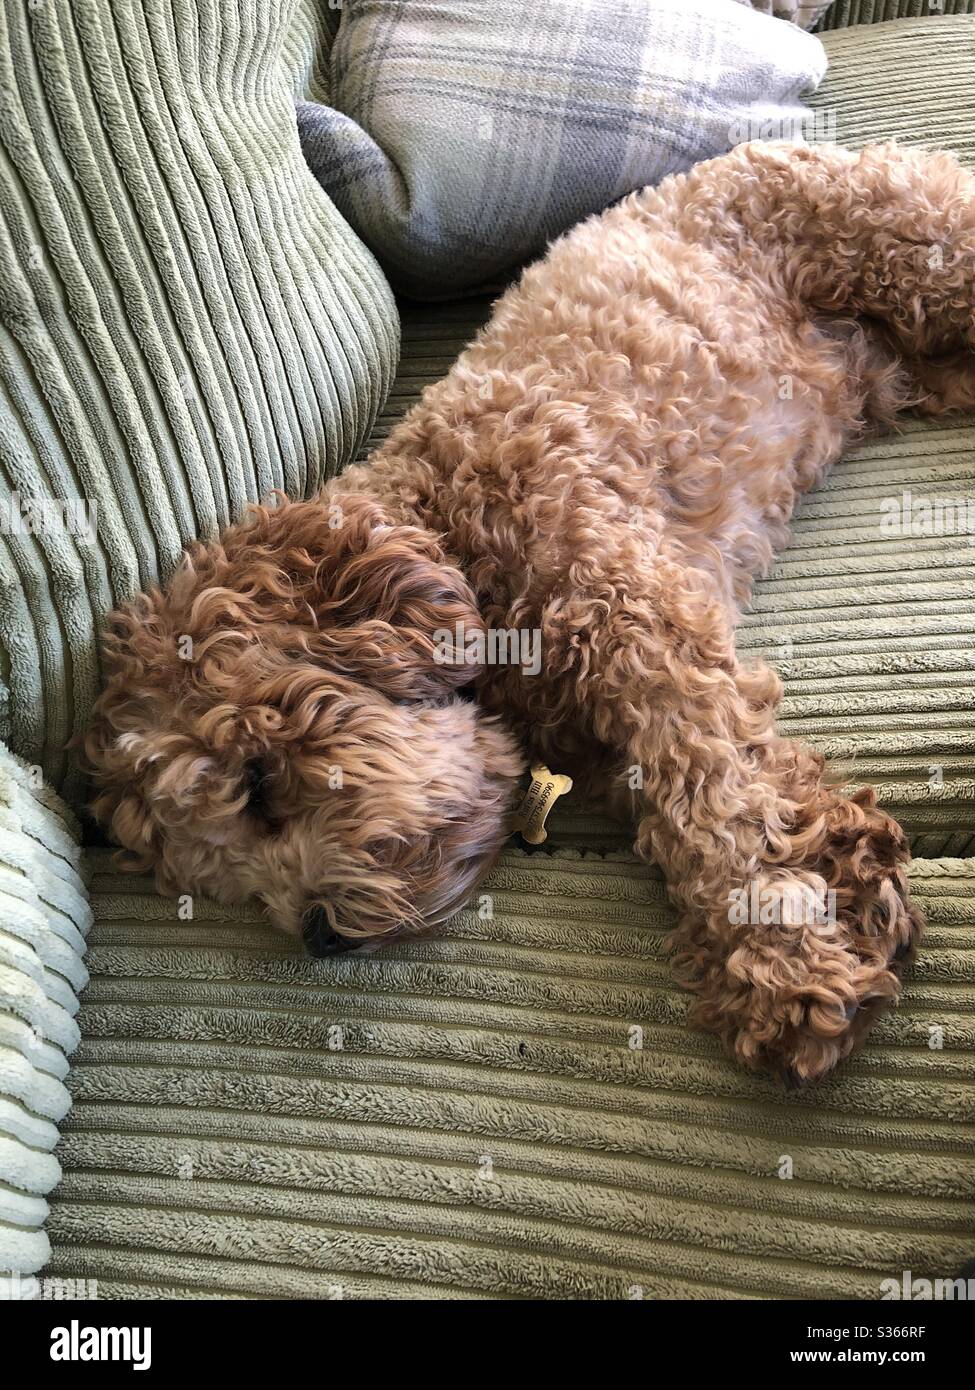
left=570, top=550, right=922, bottom=1084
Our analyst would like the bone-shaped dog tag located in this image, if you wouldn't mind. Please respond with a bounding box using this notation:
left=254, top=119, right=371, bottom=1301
left=511, top=764, right=573, bottom=844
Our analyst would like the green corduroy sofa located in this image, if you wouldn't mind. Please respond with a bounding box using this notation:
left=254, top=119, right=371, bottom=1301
left=1, top=1, right=973, bottom=1299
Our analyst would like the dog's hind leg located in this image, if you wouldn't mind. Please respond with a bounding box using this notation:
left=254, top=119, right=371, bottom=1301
left=574, top=548, right=922, bottom=1084
left=675, top=140, right=975, bottom=367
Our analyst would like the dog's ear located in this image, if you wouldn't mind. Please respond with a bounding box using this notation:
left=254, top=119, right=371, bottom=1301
left=81, top=587, right=179, bottom=852
left=305, top=491, right=486, bottom=700
left=222, top=492, right=486, bottom=701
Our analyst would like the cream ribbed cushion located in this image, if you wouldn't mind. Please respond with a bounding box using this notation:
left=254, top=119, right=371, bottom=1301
left=0, top=745, right=89, bottom=1278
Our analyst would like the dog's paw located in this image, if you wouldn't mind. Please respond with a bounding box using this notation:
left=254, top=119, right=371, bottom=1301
left=680, top=838, right=922, bottom=1086
left=714, top=945, right=902, bottom=1087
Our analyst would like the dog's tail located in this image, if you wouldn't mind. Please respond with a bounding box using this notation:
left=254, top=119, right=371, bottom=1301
left=677, top=140, right=975, bottom=412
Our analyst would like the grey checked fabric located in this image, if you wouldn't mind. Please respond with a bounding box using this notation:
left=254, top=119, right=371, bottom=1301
left=297, top=0, right=828, bottom=299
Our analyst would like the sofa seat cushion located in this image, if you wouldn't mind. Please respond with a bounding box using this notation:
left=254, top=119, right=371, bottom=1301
left=0, top=0, right=397, bottom=802
left=812, top=12, right=975, bottom=159
left=44, top=847, right=975, bottom=1299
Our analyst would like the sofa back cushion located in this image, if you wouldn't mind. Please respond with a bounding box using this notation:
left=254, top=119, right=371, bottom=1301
left=0, top=0, right=397, bottom=801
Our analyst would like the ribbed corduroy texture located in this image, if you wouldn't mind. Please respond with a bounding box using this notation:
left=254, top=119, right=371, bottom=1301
left=0, top=0, right=397, bottom=800
left=812, top=12, right=975, bottom=161
left=819, top=0, right=975, bottom=30
left=0, top=744, right=89, bottom=1278
left=282, top=0, right=341, bottom=104
left=742, top=417, right=975, bottom=858
left=44, top=849, right=975, bottom=1299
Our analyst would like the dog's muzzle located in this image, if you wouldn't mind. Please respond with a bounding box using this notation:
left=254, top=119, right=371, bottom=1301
left=301, top=905, right=359, bottom=958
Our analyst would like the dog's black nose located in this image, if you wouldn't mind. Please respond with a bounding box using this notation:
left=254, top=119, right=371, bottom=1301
left=301, top=905, right=358, bottom=958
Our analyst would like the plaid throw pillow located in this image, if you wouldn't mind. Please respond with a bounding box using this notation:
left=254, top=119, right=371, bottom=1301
left=297, top=0, right=827, bottom=299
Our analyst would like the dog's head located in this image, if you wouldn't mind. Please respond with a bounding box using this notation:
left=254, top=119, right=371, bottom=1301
left=84, top=493, right=524, bottom=954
